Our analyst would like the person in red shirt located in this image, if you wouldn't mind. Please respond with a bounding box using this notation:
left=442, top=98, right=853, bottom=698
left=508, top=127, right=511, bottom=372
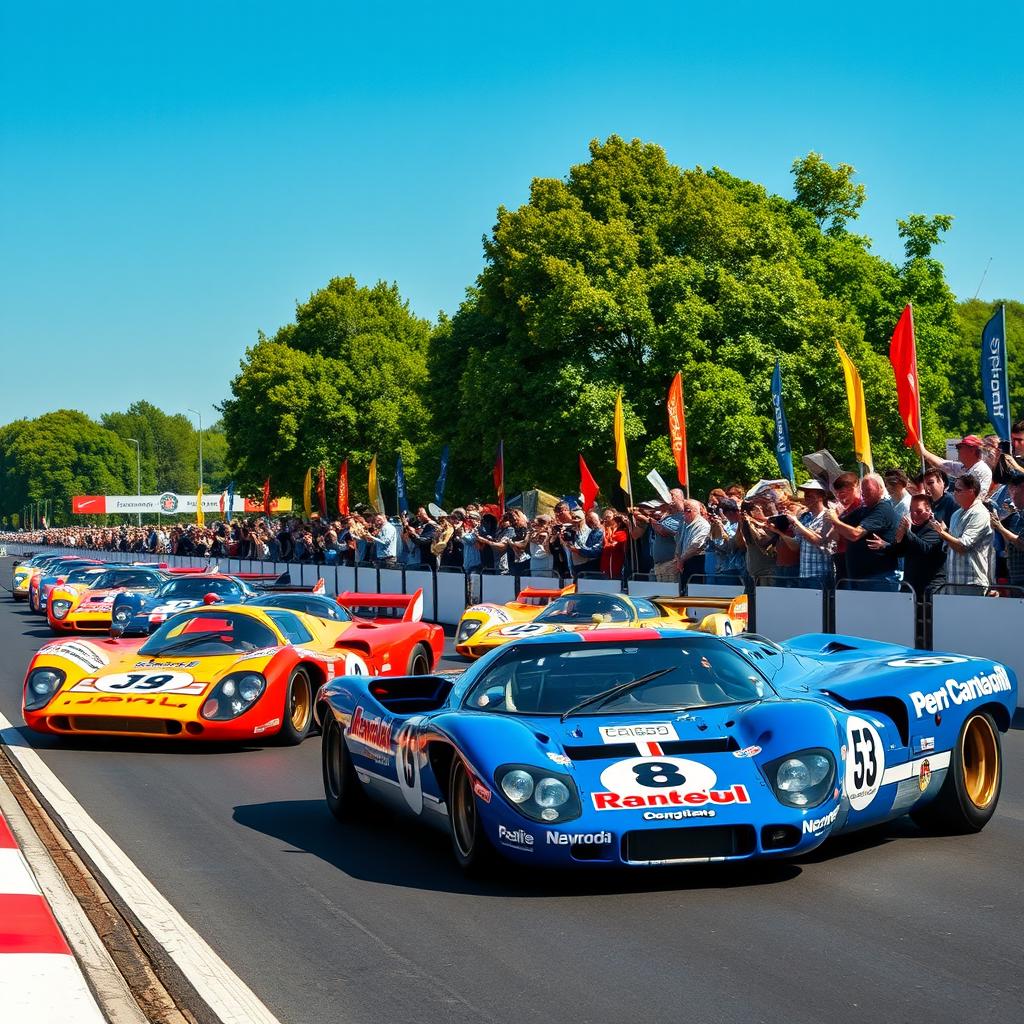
left=600, top=510, right=629, bottom=582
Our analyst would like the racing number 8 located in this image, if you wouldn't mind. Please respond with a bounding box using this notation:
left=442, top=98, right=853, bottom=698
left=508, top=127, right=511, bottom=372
left=632, top=762, right=687, bottom=788
left=850, top=727, right=878, bottom=789
left=108, top=673, right=175, bottom=691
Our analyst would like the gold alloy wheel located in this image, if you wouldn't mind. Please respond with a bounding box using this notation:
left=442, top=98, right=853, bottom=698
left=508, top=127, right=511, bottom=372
left=962, top=714, right=999, bottom=809
left=289, top=673, right=312, bottom=732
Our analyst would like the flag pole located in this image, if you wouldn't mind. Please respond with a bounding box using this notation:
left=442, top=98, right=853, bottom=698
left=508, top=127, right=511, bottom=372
left=908, top=302, right=925, bottom=475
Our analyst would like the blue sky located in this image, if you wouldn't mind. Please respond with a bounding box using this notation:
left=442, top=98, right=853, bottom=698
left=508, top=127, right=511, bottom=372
left=2, top=2, right=1021, bottom=426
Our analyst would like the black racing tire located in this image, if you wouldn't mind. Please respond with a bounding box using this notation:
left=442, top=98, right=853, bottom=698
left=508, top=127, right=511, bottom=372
left=405, top=642, right=431, bottom=676
left=911, top=711, right=1002, bottom=834
left=322, top=715, right=365, bottom=822
left=448, top=756, right=495, bottom=874
left=277, top=668, right=314, bottom=745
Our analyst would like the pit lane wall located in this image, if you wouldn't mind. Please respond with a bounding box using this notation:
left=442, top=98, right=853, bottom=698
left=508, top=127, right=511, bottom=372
left=5, top=544, right=1022, bottom=709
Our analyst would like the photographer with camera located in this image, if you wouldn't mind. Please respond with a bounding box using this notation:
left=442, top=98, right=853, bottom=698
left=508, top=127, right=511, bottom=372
left=705, top=498, right=744, bottom=584
left=988, top=471, right=1024, bottom=588
left=632, top=492, right=684, bottom=584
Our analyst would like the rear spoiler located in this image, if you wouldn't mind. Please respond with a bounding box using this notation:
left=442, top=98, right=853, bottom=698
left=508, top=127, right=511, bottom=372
left=336, top=588, right=424, bottom=623
left=514, top=583, right=575, bottom=604
left=655, top=594, right=749, bottom=622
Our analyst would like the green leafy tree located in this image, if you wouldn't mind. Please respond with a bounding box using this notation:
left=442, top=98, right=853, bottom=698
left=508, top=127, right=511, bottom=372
left=101, top=401, right=201, bottom=493
left=0, top=411, right=134, bottom=524
left=791, top=152, right=867, bottom=235
left=221, top=276, right=434, bottom=505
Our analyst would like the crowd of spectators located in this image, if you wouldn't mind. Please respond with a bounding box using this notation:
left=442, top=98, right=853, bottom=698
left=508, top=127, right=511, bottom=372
left=6, top=423, right=1024, bottom=598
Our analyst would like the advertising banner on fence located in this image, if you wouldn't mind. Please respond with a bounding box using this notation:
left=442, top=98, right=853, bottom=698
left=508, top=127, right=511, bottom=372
left=72, top=494, right=294, bottom=515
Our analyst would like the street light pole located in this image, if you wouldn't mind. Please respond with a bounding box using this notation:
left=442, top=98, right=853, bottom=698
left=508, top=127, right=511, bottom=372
left=187, top=408, right=204, bottom=495
left=127, top=438, right=142, bottom=526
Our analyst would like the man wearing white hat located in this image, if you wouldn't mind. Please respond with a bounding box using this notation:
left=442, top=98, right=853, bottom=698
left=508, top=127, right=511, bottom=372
left=780, top=480, right=834, bottom=587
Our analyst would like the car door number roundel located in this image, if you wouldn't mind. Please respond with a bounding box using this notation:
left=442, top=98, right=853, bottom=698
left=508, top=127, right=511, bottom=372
left=395, top=717, right=424, bottom=813
left=845, top=716, right=885, bottom=810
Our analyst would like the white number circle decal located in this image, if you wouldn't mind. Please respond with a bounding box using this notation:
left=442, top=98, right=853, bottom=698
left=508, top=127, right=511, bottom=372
left=342, top=652, right=368, bottom=675
left=887, top=656, right=968, bottom=668
left=93, top=671, right=195, bottom=694
left=844, top=716, right=885, bottom=810
left=395, top=718, right=424, bottom=813
left=599, top=756, right=717, bottom=797
left=498, top=623, right=550, bottom=637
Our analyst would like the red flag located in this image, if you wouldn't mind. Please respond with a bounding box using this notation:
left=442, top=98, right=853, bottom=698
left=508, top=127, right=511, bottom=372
left=667, top=372, right=688, bottom=487
left=337, top=460, right=349, bottom=515
left=889, top=304, right=922, bottom=447
left=316, top=466, right=327, bottom=518
left=263, top=478, right=271, bottom=516
left=579, top=454, right=600, bottom=512
left=493, top=441, right=505, bottom=514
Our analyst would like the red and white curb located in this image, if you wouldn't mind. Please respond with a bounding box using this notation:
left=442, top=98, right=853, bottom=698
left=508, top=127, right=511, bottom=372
left=0, top=811, right=106, bottom=1023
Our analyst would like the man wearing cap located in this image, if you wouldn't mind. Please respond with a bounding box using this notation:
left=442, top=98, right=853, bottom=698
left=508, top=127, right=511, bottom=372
left=918, top=435, right=993, bottom=497
left=778, top=481, right=834, bottom=588
left=633, top=491, right=684, bottom=584
left=989, top=472, right=1024, bottom=588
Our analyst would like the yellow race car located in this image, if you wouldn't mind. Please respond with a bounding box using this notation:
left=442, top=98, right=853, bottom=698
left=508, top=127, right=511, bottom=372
left=455, top=590, right=748, bottom=659
left=12, top=554, right=80, bottom=601
left=455, top=582, right=576, bottom=656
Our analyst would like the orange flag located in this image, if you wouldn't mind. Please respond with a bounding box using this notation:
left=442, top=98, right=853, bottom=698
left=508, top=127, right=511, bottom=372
left=667, top=373, right=688, bottom=488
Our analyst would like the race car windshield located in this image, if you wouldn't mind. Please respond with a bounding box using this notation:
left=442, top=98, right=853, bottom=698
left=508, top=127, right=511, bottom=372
left=158, top=578, right=242, bottom=598
left=464, top=638, right=766, bottom=716
left=535, top=594, right=633, bottom=624
left=139, top=611, right=278, bottom=656
left=87, top=570, right=159, bottom=590
left=64, top=568, right=102, bottom=585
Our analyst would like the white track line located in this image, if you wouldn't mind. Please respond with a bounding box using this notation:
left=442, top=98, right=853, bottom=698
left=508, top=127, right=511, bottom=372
left=0, top=711, right=283, bottom=1024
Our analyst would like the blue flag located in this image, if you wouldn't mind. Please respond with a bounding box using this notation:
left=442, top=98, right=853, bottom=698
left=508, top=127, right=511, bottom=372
left=226, top=480, right=234, bottom=523
left=982, top=304, right=1011, bottom=442
left=771, top=359, right=794, bottom=484
left=434, top=445, right=450, bottom=508
left=395, top=454, right=409, bottom=514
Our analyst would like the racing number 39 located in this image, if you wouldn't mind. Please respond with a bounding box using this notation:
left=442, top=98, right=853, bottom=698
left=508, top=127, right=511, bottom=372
left=108, top=673, right=176, bottom=691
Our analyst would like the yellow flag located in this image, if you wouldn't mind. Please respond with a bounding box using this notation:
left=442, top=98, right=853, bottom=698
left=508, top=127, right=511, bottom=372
left=196, top=487, right=205, bottom=527
left=835, top=339, right=874, bottom=471
left=368, top=455, right=381, bottom=513
left=303, top=468, right=312, bottom=516
left=613, top=391, right=632, bottom=501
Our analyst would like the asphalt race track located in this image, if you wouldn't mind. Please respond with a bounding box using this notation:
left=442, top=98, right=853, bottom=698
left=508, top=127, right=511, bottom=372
left=1, top=558, right=1023, bottom=1024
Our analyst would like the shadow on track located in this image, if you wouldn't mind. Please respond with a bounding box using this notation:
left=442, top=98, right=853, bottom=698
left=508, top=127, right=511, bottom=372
left=232, top=797, right=802, bottom=897
left=2, top=722, right=265, bottom=757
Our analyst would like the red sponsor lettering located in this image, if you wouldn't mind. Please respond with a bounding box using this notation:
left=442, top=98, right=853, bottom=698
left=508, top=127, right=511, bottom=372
left=592, top=785, right=750, bottom=811
left=347, top=705, right=393, bottom=753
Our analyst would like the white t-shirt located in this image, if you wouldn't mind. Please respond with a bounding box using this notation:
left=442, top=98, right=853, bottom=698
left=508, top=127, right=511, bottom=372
left=941, top=458, right=993, bottom=495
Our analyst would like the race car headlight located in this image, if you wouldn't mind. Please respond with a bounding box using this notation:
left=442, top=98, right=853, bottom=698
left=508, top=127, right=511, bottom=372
left=457, top=619, right=482, bottom=643
left=764, top=748, right=835, bottom=809
left=50, top=600, right=71, bottom=620
left=495, top=764, right=580, bottom=823
left=25, top=668, right=65, bottom=711
left=201, top=672, right=266, bottom=721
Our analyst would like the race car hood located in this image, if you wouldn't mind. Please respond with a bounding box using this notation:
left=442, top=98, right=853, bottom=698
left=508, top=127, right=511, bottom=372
left=433, top=698, right=843, bottom=818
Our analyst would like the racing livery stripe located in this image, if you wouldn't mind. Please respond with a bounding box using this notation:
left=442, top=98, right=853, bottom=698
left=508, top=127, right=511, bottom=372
left=880, top=751, right=952, bottom=786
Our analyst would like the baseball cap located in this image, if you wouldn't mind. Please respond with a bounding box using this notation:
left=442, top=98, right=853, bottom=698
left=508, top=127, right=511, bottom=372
left=719, top=498, right=739, bottom=511
left=956, top=435, right=983, bottom=450
left=1006, top=471, right=1024, bottom=486
left=798, top=480, right=826, bottom=492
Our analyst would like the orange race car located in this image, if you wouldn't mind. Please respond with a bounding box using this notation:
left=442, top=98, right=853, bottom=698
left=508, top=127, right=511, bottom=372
left=23, top=593, right=444, bottom=744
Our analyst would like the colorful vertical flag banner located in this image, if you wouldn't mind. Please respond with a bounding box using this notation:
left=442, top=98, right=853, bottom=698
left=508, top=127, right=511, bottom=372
left=493, top=441, right=505, bottom=514
left=982, top=304, right=1011, bottom=442
left=434, top=445, right=450, bottom=508
left=303, top=468, right=312, bottom=516
left=368, top=455, right=384, bottom=514
left=263, top=478, right=271, bottom=516
left=613, top=391, right=633, bottom=504
left=835, top=339, right=874, bottom=472
left=666, top=372, right=688, bottom=488
left=578, top=453, right=600, bottom=511
left=226, top=480, right=234, bottom=523
left=218, top=488, right=227, bottom=517
left=196, top=486, right=205, bottom=527
left=889, top=303, right=923, bottom=448
left=316, top=466, right=327, bottom=518
left=770, top=359, right=794, bottom=485
left=337, top=460, right=349, bottom=516
left=395, top=454, right=409, bottom=514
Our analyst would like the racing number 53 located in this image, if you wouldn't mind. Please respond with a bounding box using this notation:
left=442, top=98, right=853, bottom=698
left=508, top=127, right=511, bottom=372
left=850, top=726, right=878, bottom=790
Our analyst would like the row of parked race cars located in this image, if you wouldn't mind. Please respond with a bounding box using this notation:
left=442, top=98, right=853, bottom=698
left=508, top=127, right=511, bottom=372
left=8, top=550, right=1019, bottom=872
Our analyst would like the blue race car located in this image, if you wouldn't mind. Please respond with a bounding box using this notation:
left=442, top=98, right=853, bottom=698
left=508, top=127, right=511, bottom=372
left=318, top=628, right=1017, bottom=872
left=110, top=573, right=259, bottom=636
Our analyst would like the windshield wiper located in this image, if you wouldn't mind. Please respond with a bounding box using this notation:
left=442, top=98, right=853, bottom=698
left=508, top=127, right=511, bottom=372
left=142, top=632, right=226, bottom=657
left=560, top=666, right=676, bottom=722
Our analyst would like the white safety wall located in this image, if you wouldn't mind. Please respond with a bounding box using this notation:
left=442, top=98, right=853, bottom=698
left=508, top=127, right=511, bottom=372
left=834, top=589, right=916, bottom=649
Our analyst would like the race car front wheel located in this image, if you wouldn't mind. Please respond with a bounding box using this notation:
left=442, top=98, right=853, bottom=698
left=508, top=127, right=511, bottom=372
left=448, top=756, right=494, bottom=874
left=406, top=643, right=431, bottom=676
left=912, top=711, right=1002, bottom=834
left=278, top=668, right=314, bottom=745
left=322, top=716, right=364, bottom=822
